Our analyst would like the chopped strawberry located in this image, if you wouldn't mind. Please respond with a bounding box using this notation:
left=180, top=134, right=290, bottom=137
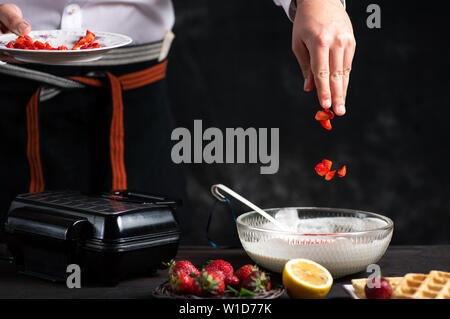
left=33, top=41, right=46, bottom=49
left=315, top=109, right=335, bottom=121
left=319, top=119, right=332, bottom=130
left=7, top=30, right=99, bottom=51
left=85, top=30, right=96, bottom=41
left=76, top=30, right=96, bottom=46
left=71, top=43, right=82, bottom=50
left=14, top=43, right=26, bottom=49
left=14, top=36, right=25, bottom=44
left=325, top=170, right=336, bottom=181
left=314, top=162, right=329, bottom=176
left=315, top=110, right=329, bottom=121
left=322, top=159, right=333, bottom=171
left=324, top=109, right=335, bottom=119
left=44, top=42, right=53, bottom=50
left=337, top=165, right=347, bottom=177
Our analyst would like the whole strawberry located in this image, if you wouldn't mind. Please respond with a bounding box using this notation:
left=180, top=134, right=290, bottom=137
left=204, top=259, right=236, bottom=286
left=168, top=260, right=200, bottom=278
left=194, top=270, right=226, bottom=296
left=235, top=264, right=257, bottom=282
left=240, top=269, right=271, bottom=293
left=169, top=273, right=195, bottom=295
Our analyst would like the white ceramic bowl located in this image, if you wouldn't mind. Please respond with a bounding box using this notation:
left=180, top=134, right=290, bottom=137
left=237, top=207, right=393, bottom=278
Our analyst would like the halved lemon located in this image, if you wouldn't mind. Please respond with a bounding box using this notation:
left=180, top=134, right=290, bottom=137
left=282, top=259, right=333, bottom=299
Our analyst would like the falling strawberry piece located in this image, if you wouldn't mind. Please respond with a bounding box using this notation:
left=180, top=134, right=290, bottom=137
left=314, top=162, right=329, bottom=176
left=325, top=170, right=336, bottom=181
left=316, top=109, right=334, bottom=131
left=313, top=107, right=347, bottom=181
left=315, top=110, right=330, bottom=121
left=315, top=159, right=347, bottom=181
left=325, top=109, right=335, bottom=119
left=337, top=165, right=347, bottom=177
left=319, top=119, right=332, bottom=131
left=322, top=159, right=333, bottom=171
left=315, top=109, right=335, bottom=121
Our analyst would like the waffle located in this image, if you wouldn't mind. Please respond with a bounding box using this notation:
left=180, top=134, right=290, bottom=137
left=391, top=271, right=450, bottom=299
left=351, top=277, right=403, bottom=299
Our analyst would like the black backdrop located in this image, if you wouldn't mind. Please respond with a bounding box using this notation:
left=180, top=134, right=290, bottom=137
left=166, top=0, right=450, bottom=245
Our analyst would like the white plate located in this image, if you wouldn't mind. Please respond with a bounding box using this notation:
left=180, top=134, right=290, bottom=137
left=0, top=30, right=132, bottom=65
left=342, top=284, right=361, bottom=299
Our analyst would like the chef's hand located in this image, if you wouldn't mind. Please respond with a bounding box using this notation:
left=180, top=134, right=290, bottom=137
left=292, top=0, right=355, bottom=116
left=0, top=4, right=30, bottom=63
left=0, top=3, right=30, bottom=35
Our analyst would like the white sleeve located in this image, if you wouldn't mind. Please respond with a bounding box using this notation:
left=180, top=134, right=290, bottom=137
left=273, top=0, right=296, bottom=22
left=273, top=0, right=347, bottom=22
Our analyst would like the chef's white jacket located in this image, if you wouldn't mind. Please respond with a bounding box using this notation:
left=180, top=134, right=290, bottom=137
left=10, top=0, right=294, bottom=44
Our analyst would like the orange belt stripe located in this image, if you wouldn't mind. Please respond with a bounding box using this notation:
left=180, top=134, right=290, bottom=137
left=26, top=88, right=44, bottom=193
left=26, top=60, right=167, bottom=192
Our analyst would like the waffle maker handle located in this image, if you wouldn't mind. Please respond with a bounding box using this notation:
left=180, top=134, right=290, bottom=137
left=5, top=207, right=91, bottom=241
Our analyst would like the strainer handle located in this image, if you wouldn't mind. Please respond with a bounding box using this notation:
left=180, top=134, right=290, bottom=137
left=210, top=184, right=287, bottom=230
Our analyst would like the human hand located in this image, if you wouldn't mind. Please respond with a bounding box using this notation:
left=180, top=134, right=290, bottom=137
left=292, top=0, right=355, bottom=116
left=0, top=3, right=30, bottom=35
left=0, top=4, right=30, bottom=62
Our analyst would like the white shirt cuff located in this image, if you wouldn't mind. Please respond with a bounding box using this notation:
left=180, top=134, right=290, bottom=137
left=273, top=0, right=295, bottom=21
left=274, top=0, right=346, bottom=22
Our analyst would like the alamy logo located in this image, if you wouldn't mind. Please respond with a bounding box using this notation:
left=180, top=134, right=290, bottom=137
left=171, top=120, right=279, bottom=174
left=366, top=4, right=381, bottom=29
left=366, top=264, right=382, bottom=288
left=66, top=264, right=81, bottom=288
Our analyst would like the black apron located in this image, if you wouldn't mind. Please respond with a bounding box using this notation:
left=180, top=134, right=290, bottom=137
left=0, top=59, right=190, bottom=241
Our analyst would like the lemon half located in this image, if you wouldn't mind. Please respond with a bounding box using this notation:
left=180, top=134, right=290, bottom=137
left=282, top=259, right=333, bottom=299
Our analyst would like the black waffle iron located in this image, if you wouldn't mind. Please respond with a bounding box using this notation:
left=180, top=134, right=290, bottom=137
left=3, top=191, right=181, bottom=286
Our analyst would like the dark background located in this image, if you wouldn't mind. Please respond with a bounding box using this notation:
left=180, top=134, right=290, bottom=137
left=167, top=0, right=450, bottom=245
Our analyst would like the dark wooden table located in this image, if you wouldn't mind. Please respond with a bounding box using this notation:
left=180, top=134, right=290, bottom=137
left=0, top=244, right=448, bottom=299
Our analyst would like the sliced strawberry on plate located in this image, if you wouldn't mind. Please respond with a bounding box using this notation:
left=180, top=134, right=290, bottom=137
left=33, top=41, right=46, bottom=49
left=71, top=43, right=82, bottom=50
